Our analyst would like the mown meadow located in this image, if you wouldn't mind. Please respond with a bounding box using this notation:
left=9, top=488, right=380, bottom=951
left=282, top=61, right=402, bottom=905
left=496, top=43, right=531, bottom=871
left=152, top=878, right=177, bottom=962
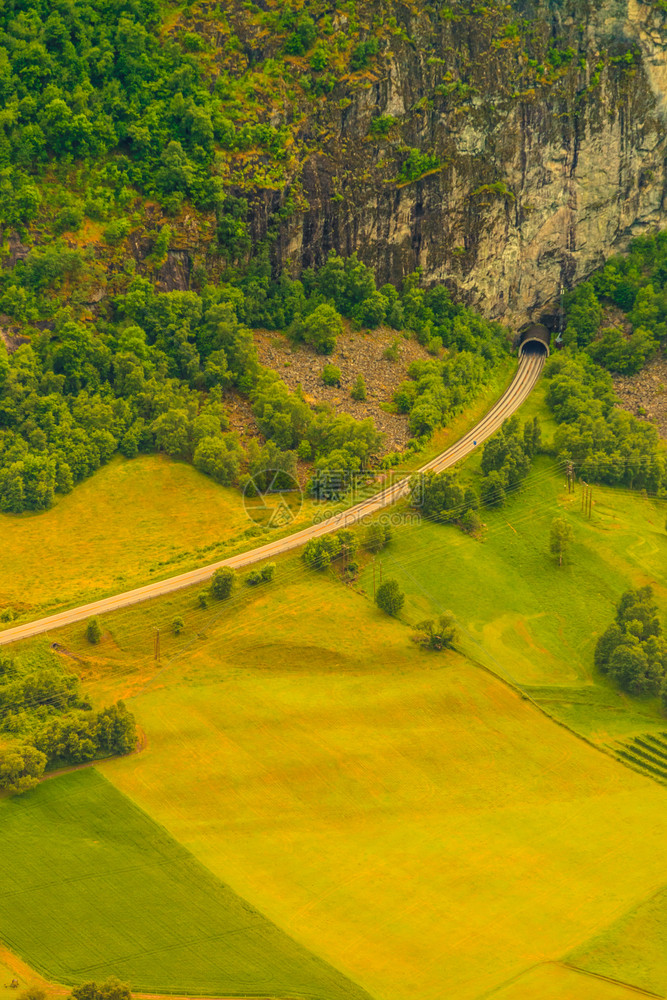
left=0, top=768, right=373, bottom=999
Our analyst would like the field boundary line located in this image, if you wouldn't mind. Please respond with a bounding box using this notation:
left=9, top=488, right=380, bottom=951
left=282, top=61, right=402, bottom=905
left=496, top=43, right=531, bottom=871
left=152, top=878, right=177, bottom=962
left=558, top=961, right=666, bottom=998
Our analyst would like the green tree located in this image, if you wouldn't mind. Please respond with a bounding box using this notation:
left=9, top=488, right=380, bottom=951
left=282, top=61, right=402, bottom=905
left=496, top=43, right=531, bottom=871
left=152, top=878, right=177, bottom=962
left=71, top=979, right=132, bottom=1000
left=594, top=623, right=623, bottom=672
left=412, top=469, right=477, bottom=523
left=549, top=517, right=574, bottom=566
left=0, top=743, right=46, bottom=794
left=364, top=520, right=392, bottom=553
left=193, top=434, right=244, bottom=485
left=564, top=282, right=602, bottom=346
left=321, top=364, right=342, bottom=386
left=376, top=578, right=405, bottom=617
left=172, top=616, right=184, bottom=635
left=415, top=613, right=459, bottom=650
left=95, top=702, right=137, bottom=755
left=351, top=375, right=367, bottom=401
left=211, top=566, right=235, bottom=599
left=297, top=304, right=343, bottom=354
left=86, top=617, right=102, bottom=644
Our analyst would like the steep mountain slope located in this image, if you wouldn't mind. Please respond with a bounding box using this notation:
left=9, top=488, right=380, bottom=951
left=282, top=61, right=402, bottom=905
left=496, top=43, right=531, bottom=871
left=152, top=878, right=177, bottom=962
left=2, top=0, right=667, bottom=329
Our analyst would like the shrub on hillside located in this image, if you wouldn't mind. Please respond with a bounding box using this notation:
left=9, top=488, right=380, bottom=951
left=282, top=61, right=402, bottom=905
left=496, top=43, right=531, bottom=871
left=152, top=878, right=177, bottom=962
left=247, top=562, right=276, bottom=585
left=351, top=374, right=367, bottom=401
left=364, top=521, right=392, bottom=553
left=321, top=364, right=342, bottom=387
left=86, top=618, right=102, bottom=644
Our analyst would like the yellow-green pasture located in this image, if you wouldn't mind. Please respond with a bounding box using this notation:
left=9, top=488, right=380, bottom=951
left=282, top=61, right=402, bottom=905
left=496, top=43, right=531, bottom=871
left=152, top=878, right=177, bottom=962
left=19, top=568, right=667, bottom=1000
left=0, top=769, right=372, bottom=999
left=0, top=453, right=332, bottom=620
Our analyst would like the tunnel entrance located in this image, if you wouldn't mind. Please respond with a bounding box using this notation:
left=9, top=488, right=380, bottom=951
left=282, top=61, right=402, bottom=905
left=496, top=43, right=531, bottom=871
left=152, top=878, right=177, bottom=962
left=518, top=323, right=550, bottom=357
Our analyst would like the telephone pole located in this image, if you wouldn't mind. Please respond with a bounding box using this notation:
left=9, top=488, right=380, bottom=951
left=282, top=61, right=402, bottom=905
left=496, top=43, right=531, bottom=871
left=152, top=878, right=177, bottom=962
left=372, top=559, right=376, bottom=601
left=566, top=461, right=575, bottom=494
left=154, top=627, right=160, bottom=662
left=580, top=482, right=593, bottom=518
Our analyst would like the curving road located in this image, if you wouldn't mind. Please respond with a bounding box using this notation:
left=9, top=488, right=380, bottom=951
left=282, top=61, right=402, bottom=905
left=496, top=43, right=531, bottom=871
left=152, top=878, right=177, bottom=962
left=0, top=348, right=545, bottom=647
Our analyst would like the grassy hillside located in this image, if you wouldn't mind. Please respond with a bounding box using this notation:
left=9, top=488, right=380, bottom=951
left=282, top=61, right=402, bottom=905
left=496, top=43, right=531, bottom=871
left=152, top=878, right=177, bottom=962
left=0, top=768, right=373, bottom=999
left=0, top=452, right=321, bottom=617
left=0, top=359, right=515, bottom=622
left=358, top=456, right=667, bottom=741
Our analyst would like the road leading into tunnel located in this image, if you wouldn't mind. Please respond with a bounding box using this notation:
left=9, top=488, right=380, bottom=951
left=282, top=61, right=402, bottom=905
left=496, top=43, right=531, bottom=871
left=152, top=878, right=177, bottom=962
left=0, top=347, right=546, bottom=647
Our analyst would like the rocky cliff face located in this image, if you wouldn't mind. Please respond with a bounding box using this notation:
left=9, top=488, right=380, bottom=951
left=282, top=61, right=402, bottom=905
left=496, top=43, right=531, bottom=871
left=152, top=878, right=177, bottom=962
left=256, top=0, right=667, bottom=327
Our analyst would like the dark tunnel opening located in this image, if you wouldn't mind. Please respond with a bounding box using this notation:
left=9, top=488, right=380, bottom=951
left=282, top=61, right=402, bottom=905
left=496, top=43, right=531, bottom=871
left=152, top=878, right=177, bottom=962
left=519, top=339, right=549, bottom=357
left=518, top=323, right=550, bottom=357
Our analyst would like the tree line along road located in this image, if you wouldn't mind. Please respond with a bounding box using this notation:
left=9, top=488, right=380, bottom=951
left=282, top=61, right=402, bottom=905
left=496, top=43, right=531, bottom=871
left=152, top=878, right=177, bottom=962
left=0, top=348, right=546, bottom=648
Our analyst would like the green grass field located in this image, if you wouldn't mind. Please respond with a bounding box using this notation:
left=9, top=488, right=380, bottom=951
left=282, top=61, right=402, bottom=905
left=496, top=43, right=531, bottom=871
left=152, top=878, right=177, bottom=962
left=0, top=768, right=373, bottom=999
left=0, top=454, right=253, bottom=617
left=567, top=886, right=667, bottom=996
left=16, top=565, right=667, bottom=1000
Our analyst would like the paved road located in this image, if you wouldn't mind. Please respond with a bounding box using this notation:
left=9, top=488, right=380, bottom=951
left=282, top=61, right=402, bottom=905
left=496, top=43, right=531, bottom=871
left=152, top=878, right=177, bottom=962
left=0, top=349, right=545, bottom=647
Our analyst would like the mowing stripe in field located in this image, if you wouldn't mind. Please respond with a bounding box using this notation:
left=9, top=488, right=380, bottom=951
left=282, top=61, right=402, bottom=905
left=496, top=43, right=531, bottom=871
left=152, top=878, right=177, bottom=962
left=0, top=769, right=375, bottom=1000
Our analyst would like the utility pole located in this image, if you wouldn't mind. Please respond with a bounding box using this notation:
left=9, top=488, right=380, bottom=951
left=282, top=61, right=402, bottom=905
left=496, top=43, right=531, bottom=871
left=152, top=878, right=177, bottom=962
left=566, top=461, right=575, bottom=494
left=372, top=559, right=376, bottom=601
left=379, top=560, right=383, bottom=585
left=154, top=627, right=160, bottom=662
left=588, top=485, right=593, bottom=519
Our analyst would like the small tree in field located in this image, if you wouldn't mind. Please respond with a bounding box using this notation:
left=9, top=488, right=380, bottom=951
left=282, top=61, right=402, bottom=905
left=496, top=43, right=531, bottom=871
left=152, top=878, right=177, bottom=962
left=550, top=517, right=574, bottom=566
left=415, top=613, right=459, bottom=650
left=86, top=617, right=102, bottom=644
left=211, top=566, right=235, bottom=599
left=376, top=578, right=404, bottom=617
left=172, top=616, right=184, bottom=635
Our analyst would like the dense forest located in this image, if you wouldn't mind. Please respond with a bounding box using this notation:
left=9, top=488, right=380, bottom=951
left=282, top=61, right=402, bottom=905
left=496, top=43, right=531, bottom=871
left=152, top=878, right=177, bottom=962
left=0, top=251, right=509, bottom=513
